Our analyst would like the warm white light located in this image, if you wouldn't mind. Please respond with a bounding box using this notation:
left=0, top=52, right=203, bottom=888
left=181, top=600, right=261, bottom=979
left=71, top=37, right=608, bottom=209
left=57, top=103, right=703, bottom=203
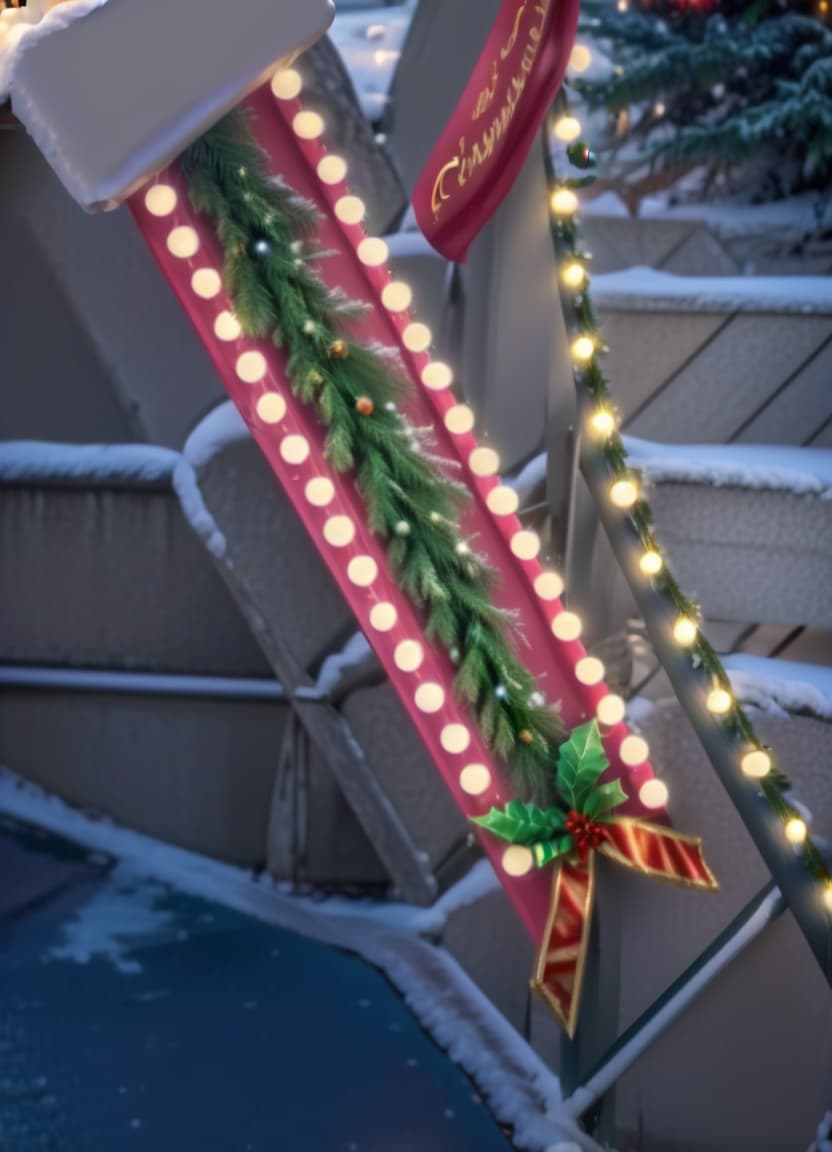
left=569, top=44, right=592, bottom=72
left=445, top=405, right=475, bottom=435
left=441, top=724, right=471, bottom=754
left=280, top=435, right=310, bottom=465
left=166, top=226, right=200, bottom=259
left=653, top=101, right=666, bottom=118
left=673, top=617, right=698, bottom=647
left=502, top=845, right=534, bottom=877
left=785, top=818, right=808, bottom=846
left=590, top=408, right=616, bottom=438
left=323, top=516, right=356, bottom=548
left=236, top=351, right=267, bottom=384
left=535, top=572, right=565, bottom=601
left=707, top=688, right=733, bottom=716
left=317, top=155, right=348, bottom=184
left=561, top=262, right=586, bottom=290
left=617, top=0, right=629, bottom=10
left=575, top=657, right=605, bottom=686
left=415, top=682, right=445, bottom=713
left=403, top=323, right=432, bottom=353
left=511, top=531, right=541, bottom=561
left=145, top=184, right=177, bottom=217
left=469, top=447, right=500, bottom=477
left=487, top=486, right=519, bottom=516
left=334, top=195, right=366, bottom=225
left=639, top=779, right=668, bottom=809
left=552, top=612, right=582, bottom=642
left=640, top=550, right=663, bottom=576
left=214, top=311, right=242, bottom=341
left=305, top=477, right=335, bottom=507
left=620, top=735, right=649, bottom=766
left=824, top=885, right=832, bottom=914
left=271, top=68, right=302, bottom=100
left=382, top=281, right=413, bottom=313
left=741, top=749, right=771, bottom=780
left=460, top=764, right=491, bottom=796
left=571, top=335, right=595, bottom=363
left=597, top=694, right=626, bottom=726
left=191, top=268, right=222, bottom=299
left=610, top=478, right=639, bottom=509
left=394, top=640, right=424, bottom=673
left=422, top=362, right=453, bottom=391
left=357, top=238, right=389, bottom=267
left=293, top=110, right=325, bottom=139
left=554, top=116, right=582, bottom=143
left=348, top=556, right=378, bottom=587
left=369, top=602, right=397, bottom=632
left=551, top=188, right=579, bottom=216
left=255, top=392, right=286, bottom=425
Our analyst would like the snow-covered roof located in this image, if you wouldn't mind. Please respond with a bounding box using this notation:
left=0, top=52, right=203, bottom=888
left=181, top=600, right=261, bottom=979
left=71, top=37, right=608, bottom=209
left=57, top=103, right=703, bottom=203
left=0, top=441, right=179, bottom=487
left=593, top=267, right=832, bottom=315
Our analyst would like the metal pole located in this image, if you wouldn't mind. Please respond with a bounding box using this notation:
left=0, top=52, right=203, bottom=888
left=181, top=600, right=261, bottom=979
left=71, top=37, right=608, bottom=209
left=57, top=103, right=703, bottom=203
left=0, top=664, right=286, bottom=702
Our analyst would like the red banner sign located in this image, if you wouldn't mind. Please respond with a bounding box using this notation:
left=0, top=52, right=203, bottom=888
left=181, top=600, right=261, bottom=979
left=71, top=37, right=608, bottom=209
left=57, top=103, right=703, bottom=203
left=413, top=0, right=581, bottom=263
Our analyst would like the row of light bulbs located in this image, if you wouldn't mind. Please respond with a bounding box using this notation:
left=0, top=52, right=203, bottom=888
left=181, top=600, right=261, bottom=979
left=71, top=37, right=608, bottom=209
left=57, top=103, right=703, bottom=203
left=549, top=107, right=824, bottom=877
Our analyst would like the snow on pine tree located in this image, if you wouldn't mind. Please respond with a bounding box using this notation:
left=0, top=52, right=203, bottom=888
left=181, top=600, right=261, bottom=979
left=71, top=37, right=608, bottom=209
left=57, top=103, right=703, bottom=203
left=576, top=0, right=832, bottom=212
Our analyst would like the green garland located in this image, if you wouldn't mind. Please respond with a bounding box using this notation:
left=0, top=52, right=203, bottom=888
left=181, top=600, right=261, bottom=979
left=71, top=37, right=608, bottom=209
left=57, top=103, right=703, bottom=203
left=545, top=97, right=832, bottom=894
left=181, top=109, right=563, bottom=800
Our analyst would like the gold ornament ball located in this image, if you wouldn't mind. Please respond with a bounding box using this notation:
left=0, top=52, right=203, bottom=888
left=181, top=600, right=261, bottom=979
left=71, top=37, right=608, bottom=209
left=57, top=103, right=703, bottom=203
left=518, top=729, right=534, bottom=745
left=355, top=396, right=374, bottom=416
left=330, top=339, right=349, bottom=360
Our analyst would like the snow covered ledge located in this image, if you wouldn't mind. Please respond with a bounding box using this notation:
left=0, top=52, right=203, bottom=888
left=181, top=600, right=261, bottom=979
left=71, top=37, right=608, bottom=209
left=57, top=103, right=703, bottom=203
left=624, top=438, right=832, bottom=630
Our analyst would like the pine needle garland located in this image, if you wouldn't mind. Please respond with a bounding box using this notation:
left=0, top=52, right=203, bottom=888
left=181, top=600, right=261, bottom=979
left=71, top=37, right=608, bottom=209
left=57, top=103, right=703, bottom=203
left=181, top=109, right=565, bottom=801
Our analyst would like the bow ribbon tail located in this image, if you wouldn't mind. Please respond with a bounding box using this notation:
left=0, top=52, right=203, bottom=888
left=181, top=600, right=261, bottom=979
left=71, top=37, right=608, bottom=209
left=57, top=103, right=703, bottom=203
left=531, top=854, right=595, bottom=1037
left=597, top=819, right=719, bottom=891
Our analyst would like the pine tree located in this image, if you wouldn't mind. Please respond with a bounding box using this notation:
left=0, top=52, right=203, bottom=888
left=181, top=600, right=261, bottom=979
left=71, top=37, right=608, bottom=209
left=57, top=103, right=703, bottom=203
left=577, top=0, right=832, bottom=210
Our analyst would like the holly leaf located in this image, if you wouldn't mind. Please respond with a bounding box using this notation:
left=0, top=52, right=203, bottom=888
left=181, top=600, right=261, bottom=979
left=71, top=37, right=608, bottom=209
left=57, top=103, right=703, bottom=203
left=582, top=779, right=628, bottom=819
left=472, top=799, right=566, bottom=846
left=556, top=720, right=609, bottom=811
left=532, top=836, right=574, bottom=868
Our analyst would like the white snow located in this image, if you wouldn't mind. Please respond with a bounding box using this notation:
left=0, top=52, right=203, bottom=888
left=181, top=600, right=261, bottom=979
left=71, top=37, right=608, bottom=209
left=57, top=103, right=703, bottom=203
left=0, top=441, right=179, bottom=486
left=312, top=631, right=375, bottom=698
left=172, top=459, right=227, bottom=559
left=172, top=403, right=248, bottom=560
left=593, top=267, right=832, bottom=314
left=0, top=766, right=601, bottom=1152
left=624, top=437, right=832, bottom=499
left=584, top=189, right=825, bottom=239
left=722, top=655, right=832, bottom=723
left=0, top=0, right=107, bottom=103
left=508, top=452, right=547, bottom=504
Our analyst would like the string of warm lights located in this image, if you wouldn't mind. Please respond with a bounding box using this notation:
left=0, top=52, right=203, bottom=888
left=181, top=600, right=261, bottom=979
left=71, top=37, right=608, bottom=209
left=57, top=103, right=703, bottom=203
left=543, top=70, right=832, bottom=917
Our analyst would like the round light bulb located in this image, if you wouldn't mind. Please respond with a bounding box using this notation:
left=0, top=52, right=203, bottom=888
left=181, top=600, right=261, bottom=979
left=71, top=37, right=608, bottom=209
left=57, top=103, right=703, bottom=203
left=166, top=226, right=200, bottom=259
left=590, top=408, right=616, bottom=438
left=347, top=556, right=378, bottom=587
left=502, top=845, right=534, bottom=878
left=469, top=447, right=500, bottom=477
left=554, top=116, right=582, bottom=143
left=422, top=361, right=453, bottom=391
left=741, top=749, right=771, bottom=780
left=460, top=764, right=491, bottom=797
left=403, top=323, right=432, bottom=353
left=441, top=724, right=471, bottom=754
left=510, top=531, right=541, bottom=561
left=575, top=657, right=605, bottom=686
left=785, top=818, right=807, bottom=846
left=823, top=885, right=832, bottom=914
left=334, top=195, right=366, bottom=225
left=673, top=617, right=698, bottom=647
left=552, top=612, right=582, bottom=642
left=571, top=335, right=595, bottom=363
left=597, top=694, right=626, bottom=727
left=145, top=184, right=177, bottom=217
left=317, top=155, right=348, bottom=185
left=551, top=188, right=579, bottom=216
left=369, top=602, right=397, bottom=632
left=445, top=405, right=475, bottom=435
left=610, top=478, right=639, bottom=509
left=191, top=268, right=222, bottom=299
left=639, top=779, right=669, bottom=810
left=382, top=281, right=413, bottom=313
left=236, top=351, right=267, bottom=384
left=271, top=68, right=302, bottom=100
left=640, top=550, right=663, bottom=577
left=620, top=735, right=649, bottom=767
left=323, top=516, right=356, bottom=548
left=415, top=682, right=445, bottom=714
left=255, top=392, right=286, bottom=425
left=305, top=477, right=335, bottom=508
left=394, top=640, right=424, bottom=673
left=569, top=44, right=592, bottom=72
left=487, top=486, right=519, bottom=516
left=706, top=688, right=733, bottom=716
left=280, top=435, right=310, bottom=466
left=293, top=110, right=325, bottom=140
left=535, top=572, right=565, bottom=601
left=214, top=311, right=241, bottom=342
left=561, top=263, right=586, bottom=290
left=357, top=237, right=389, bottom=267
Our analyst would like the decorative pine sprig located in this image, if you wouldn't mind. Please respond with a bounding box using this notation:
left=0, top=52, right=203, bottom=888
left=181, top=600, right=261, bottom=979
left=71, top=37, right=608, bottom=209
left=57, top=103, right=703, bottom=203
left=181, top=109, right=565, bottom=800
